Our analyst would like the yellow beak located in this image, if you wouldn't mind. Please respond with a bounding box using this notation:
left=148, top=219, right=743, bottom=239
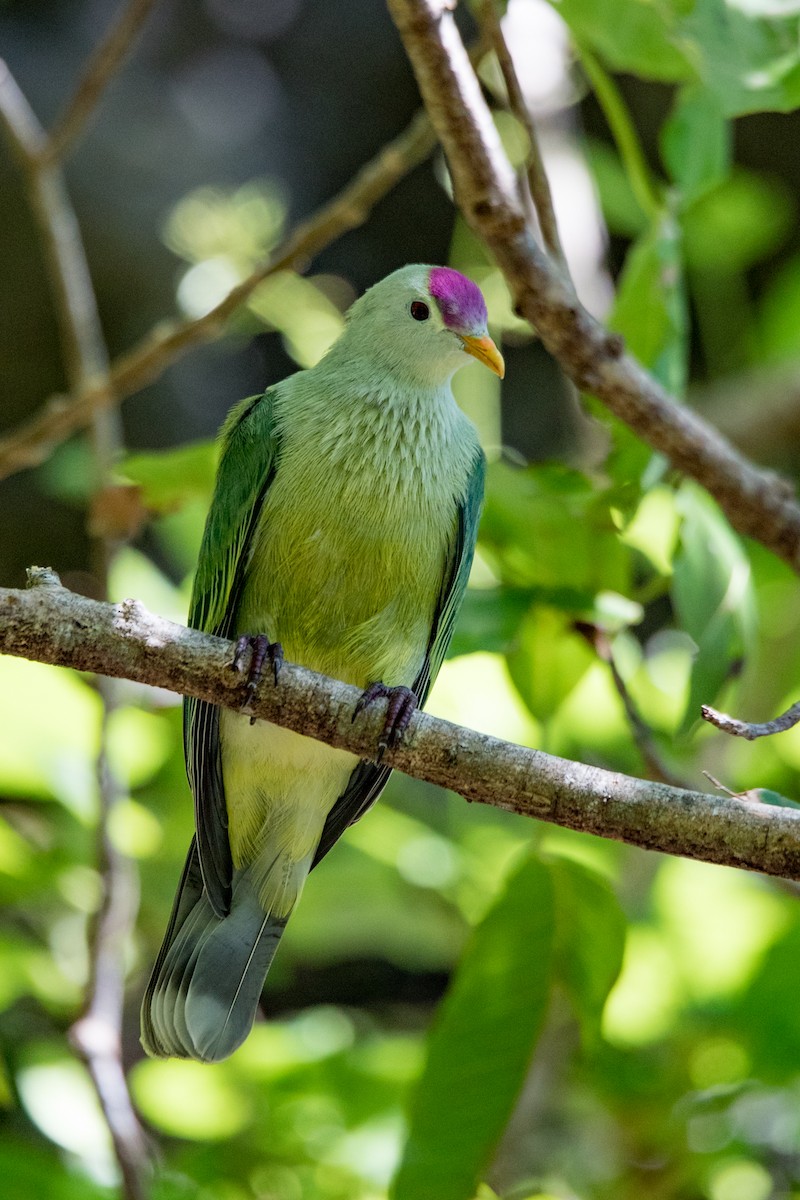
left=460, top=334, right=505, bottom=379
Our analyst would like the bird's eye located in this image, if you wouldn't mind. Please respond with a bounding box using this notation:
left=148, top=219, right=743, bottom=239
left=410, top=300, right=430, bottom=321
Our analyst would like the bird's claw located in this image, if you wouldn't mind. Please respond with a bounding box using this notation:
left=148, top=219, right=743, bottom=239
left=353, top=682, right=418, bottom=761
left=232, top=635, right=284, bottom=723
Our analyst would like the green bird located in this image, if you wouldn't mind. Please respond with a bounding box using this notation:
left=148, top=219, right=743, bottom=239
left=141, top=264, right=504, bottom=1062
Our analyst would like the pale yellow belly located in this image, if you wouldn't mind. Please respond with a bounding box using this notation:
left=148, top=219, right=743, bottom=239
left=219, top=710, right=358, bottom=915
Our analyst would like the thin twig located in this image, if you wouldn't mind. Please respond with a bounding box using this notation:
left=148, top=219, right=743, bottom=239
left=4, top=573, right=800, bottom=883
left=385, top=0, right=800, bottom=575
left=702, top=700, right=800, bottom=741
left=0, top=59, right=150, bottom=1200
left=0, top=107, right=437, bottom=481
left=0, top=61, right=107, bottom=386
left=40, top=0, right=158, bottom=167
left=480, top=0, right=567, bottom=267
left=575, top=623, right=688, bottom=788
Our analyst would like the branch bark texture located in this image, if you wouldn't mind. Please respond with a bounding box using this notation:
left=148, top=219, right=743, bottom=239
left=4, top=573, right=800, bottom=884
left=386, top=0, right=800, bottom=573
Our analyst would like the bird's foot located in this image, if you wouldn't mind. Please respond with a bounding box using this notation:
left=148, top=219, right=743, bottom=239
left=232, top=635, right=284, bottom=723
left=353, top=682, right=418, bottom=760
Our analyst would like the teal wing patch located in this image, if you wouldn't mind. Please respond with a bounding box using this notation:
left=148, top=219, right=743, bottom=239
left=184, top=390, right=280, bottom=917
left=412, top=447, right=486, bottom=708
left=312, top=447, right=486, bottom=867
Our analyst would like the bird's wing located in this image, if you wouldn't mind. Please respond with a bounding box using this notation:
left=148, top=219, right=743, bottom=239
left=411, top=447, right=486, bottom=708
left=312, top=447, right=486, bottom=867
left=184, top=390, right=280, bottom=917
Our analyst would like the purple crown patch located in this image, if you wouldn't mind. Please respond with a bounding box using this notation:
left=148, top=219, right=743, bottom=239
left=428, top=266, right=487, bottom=332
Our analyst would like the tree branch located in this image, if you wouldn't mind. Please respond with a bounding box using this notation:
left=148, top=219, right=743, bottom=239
left=385, top=0, right=800, bottom=574
left=702, top=700, right=800, bottom=741
left=4, top=571, right=800, bottom=883
left=0, top=60, right=149, bottom=1199
left=40, top=0, right=158, bottom=167
left=575, top=623, right=688, bottom=789
left=0, top=61, right=108, bottom=386
left=479, top=0, right=567, bottom=268
left=0, top=108, right=437, bottom=481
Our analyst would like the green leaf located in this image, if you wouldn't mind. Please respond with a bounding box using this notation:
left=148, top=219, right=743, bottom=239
left=661, top=86, right=731, bottom=206
left=120, top=440, right=218, bottom=513
left=610, top=209, right=687, bottom=398
left=683, top=169, right=793, bottom=274
left=450, top=585, right=641, bottom=661
left=391, top=855, right=554, bottom=1200
left=598, top=210, right=688, bottom=500
left=683, top=0, right=800, bottom=117
left=554, top=0, right=695, bottom=82
left=480, top=463, right=630, bottom=595
left=550, top=858, right=626, bottom=1046
left=0, top=1141, right=114, bottom=1200
left=671, top=483, right=757, bottom=736
left=449, top=587, right=537, bottom=659
left=585, top=138, right=648, bottom=238
left=554, top=0, right=800, bottom=115
left=506, top=607, right=595, bottom=723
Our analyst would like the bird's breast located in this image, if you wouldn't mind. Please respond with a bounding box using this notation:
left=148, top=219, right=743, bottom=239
left=235, top=452, right=458, bottom=689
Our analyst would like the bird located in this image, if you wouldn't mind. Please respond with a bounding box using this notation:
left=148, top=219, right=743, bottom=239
left=140, top=263, right=505, bottom=1062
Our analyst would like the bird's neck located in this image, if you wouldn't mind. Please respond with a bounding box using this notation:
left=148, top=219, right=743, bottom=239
left=307, top=350, right=459, bottom=425
left=274, top=360, right=476, bottom=494
left=319, top=330, right=460, bottom=395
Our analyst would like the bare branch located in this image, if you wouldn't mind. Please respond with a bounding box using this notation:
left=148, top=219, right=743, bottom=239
left=40, top=0, right=158, bottom=167
left=385, top=0, right=800, bottom=574
left=0, top=60, right=149, bottom=1198
left=70, top=770, right=150, bottom=1200
left=479, top=0, right=567, bottom=267
left=4, top=572, right=800, bottom=883
left=0, top=61, right=108, bottom=386
left=702, top=700, right=800, bottom=741
left=0, top=108, right=437, bottom=482
left=575, top=623, right=688, bottom=789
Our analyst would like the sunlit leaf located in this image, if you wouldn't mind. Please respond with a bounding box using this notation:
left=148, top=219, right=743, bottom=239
left=391, top=854, right=554, bottom=1200
left=480, top=462, right=630, bottom=594
left=506, top=606, right=595, bottom=722
left=554, top=0, right=695, bottom=82
left=130, top=1059, right=252, bottom=1140
left=0, top=1140, right=113, bottom=1200
left=550, top=857, right=626, bottom=1046
left=0, top=657, right=100, bottom=817
left=555, top=0, right=800, bottom=114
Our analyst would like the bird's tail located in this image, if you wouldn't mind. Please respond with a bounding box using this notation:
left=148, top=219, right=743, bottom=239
left=141, top=838, right=288, bottom=1062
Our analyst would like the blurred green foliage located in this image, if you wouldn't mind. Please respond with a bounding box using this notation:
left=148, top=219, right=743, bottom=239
left=6, top=1, right=800, bottom=1199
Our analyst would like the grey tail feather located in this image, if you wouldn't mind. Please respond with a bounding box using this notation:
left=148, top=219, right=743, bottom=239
left=141, top=838, right=287, bottom=1062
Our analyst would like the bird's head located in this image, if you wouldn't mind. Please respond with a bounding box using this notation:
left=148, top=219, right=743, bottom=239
left=331, top=264, right=505, bottom=390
